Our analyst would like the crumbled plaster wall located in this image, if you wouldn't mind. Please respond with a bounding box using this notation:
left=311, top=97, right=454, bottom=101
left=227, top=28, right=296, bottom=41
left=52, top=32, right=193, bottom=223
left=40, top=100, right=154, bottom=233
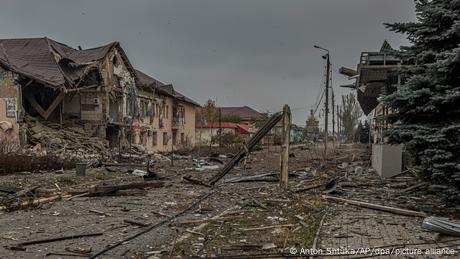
left=0, top=67, right=21, bottom=147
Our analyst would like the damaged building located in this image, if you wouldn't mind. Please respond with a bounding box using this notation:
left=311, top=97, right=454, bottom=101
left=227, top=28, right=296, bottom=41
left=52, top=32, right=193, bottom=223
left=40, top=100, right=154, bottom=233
left=339, top=40, right=403, bottom=178
left=0, top=37, right=199, bottom=154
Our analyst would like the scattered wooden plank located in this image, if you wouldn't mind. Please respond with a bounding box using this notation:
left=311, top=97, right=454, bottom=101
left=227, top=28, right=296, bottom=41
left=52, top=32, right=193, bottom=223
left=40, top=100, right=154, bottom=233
left=322, top=195, right=427, bottom=217
left=89, top=191, right=215, bottom=258
left=250, top=197, right=268, bottom=210
left=175, top=216, right=241, bottom=225
left=11, top=232, right=103, bottom=248
left=174, top=206, right=241, bottom=245
left=152, top=211, right=173, bottom=218
left=185, top=229, right=204, bottom=236
left=310, top=213, right=327, bottom=259
left=66, top=192, right=90, bottom=200
left=398, top=183, right=426, bottom=194
left=45, top=252, right=88, bottom=257
left=223, top=173, right=278, bottom=183
left=294, top=183, right=324, bottom=193
left=183, top=176, right=211, bottom=187
left=240, top=224, right=298, bottom=232
left=124, top=219, right=150, bottom=227
left=89, top=209, right=112, bottom=217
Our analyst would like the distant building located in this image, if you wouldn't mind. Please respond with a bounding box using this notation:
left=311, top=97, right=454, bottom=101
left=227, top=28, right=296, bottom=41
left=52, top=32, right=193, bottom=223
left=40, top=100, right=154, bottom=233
left=306, top=109, right=319, bottom=140
left=195, top=122, right=254, bottom=145
left=217, top=106, right=265, bottom=125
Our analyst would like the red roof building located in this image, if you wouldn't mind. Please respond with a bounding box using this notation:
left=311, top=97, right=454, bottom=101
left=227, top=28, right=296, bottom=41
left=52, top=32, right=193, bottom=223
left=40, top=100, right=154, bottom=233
left=197, top=122, right=254, bottom=134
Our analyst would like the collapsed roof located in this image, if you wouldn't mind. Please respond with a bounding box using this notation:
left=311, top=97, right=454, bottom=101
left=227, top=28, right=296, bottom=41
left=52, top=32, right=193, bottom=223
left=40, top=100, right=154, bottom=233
left=0, top=37, right=199, bottom=106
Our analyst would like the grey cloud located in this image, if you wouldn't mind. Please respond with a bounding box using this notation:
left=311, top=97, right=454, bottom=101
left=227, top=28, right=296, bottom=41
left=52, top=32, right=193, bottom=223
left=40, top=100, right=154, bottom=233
left=0, top=0, right=416, bottom=124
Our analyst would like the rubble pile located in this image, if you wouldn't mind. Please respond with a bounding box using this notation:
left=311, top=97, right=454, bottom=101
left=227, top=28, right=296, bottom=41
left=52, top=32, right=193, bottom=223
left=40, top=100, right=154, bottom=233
left=25, top=116, right=109, bottom=164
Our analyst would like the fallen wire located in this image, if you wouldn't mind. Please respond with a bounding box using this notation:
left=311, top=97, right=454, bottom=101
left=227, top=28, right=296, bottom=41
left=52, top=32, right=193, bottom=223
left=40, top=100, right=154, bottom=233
left=89, top=189, right=217, bottom=258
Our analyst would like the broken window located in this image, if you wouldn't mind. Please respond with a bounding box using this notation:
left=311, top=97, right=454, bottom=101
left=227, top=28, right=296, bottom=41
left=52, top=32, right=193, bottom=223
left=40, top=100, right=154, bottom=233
left=173, top=131, right=177, bottom=145
left=152, top=131, right=157, bottom=146
left=5, top=98, right=17, bottom=118
left=181, top=133, right=185, bottom=144
left=163, top=132, right=168, bottom=145
left=142, top=131, right=147, bottom=146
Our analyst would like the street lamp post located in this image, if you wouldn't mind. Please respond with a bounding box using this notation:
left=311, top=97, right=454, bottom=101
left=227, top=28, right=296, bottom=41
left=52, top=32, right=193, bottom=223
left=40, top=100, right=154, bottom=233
left=314, top=45, right=330, bottom=156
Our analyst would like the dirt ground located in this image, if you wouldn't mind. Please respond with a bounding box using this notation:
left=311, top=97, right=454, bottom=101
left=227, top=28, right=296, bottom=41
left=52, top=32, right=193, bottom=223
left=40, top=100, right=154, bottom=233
left=0, top=143, right=458, bottom=258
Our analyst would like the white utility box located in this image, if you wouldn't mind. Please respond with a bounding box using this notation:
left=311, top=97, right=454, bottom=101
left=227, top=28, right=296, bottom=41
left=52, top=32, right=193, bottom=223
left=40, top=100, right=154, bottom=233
left=372, top=144, right=403, bottom=178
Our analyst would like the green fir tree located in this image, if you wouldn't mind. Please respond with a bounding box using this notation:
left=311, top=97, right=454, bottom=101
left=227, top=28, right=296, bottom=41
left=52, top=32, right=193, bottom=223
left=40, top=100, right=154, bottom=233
left=382, top=0, right=460, bottom=197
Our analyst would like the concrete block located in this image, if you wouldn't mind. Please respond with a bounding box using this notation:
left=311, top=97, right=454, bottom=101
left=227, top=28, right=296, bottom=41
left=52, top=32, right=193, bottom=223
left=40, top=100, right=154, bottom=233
left=372, top=144, right=403, bottom=178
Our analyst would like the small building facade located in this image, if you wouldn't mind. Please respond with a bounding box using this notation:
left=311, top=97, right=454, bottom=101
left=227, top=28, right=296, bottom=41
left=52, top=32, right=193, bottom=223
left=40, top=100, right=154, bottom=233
left=195, top=122, right=253, bottom=145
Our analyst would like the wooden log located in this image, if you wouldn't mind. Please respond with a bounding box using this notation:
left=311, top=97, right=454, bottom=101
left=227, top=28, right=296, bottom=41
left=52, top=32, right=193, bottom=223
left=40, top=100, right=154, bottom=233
left=322, top=195, right=427, bottom=217
left=91, top=181, right=164, bottom=196
left=0, top=195, right=62, bottom=210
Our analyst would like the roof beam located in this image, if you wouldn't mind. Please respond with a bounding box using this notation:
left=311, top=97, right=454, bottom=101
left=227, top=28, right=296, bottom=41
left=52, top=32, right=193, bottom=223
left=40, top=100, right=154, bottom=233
left=24, top=90, right=65, bottom=120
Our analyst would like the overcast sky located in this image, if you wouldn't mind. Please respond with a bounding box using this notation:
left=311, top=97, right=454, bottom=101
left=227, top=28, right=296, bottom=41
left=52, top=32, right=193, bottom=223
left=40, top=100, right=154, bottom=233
left=0, top=0, right=416, bottom=125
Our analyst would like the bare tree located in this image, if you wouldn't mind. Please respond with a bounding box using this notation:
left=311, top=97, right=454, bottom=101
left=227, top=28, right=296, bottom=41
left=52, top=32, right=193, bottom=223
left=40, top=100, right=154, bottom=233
left=340, top=93, right=362, bottom=141
left=200, top=99, right=218, bottom=122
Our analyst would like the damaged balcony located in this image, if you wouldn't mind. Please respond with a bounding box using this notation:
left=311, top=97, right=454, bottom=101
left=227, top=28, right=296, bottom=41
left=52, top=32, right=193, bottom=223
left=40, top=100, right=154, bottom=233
left=172, top=104, right=186, bottom=129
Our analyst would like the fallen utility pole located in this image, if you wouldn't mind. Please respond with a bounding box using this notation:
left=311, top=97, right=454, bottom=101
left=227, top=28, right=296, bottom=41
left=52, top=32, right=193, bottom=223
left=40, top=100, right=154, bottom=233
left=323, top=195, right=427, bottom=217
left=280, top=104, right=291, bottom=189
left=207, top=111, right=283, bottom=185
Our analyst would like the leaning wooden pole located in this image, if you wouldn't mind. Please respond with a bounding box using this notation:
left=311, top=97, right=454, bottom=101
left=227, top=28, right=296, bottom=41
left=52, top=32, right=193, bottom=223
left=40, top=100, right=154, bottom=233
left=280, top=104, right=291, bottom=189
left=206, top=112, right=283, bottom=186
